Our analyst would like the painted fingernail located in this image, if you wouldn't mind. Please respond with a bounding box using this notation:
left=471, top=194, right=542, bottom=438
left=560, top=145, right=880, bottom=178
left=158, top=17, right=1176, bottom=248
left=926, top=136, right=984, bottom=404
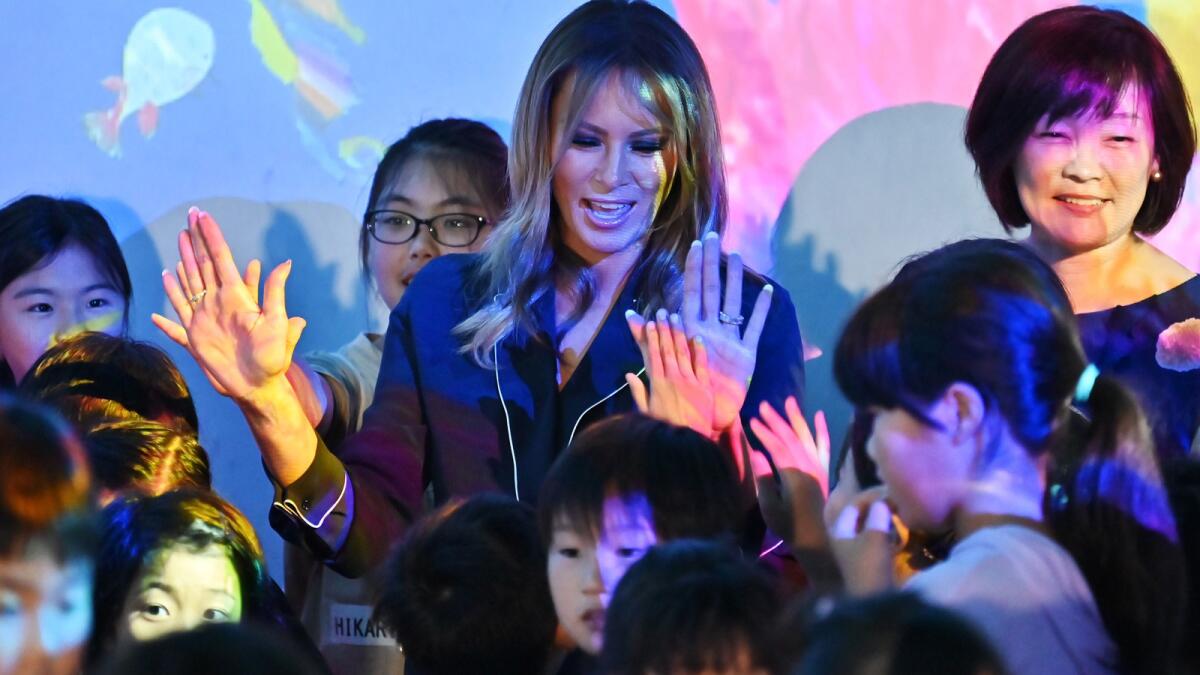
left=704, top=231, right=718, bottom=241
left=693, top=335, right=703, bottom=346
left=764, top=284, right=774, bottom=293
left=670, top=313, right=682, bottom=326
left=691, top=239, right=702, bottom=249
left=656, top=308, right=668, bottom=321
left=161, top=269, right=170, bottom=276
left=188, top=206, right=199, bottom=216
left=625, top=309, right=636, bottom=319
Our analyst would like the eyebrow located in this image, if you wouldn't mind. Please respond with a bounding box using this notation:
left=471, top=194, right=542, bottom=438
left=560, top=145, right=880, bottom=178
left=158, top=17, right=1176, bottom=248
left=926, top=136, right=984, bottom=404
left=144, top=581, right=236, bottom=600
left=576, top=121, right=664, bottom=139
left=383, top=193, right=482, bottom=209
left=12, top=283, right=117, bottom=299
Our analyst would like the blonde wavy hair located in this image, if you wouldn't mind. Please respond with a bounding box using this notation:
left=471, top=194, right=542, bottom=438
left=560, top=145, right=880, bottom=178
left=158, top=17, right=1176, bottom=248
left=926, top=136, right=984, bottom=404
left=454, top=0, right=728, bottom=367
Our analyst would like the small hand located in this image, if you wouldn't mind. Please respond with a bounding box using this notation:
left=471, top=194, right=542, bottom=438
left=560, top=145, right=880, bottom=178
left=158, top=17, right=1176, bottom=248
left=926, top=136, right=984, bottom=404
left=625, top=309, right=716, bottom=438
left=151, top=208, right=306, bottom=402
left=749, top=398, right=830, bottom=548
left=680, top=232, right=772, bottom=435
left=829, top=497, right=896, bottom=595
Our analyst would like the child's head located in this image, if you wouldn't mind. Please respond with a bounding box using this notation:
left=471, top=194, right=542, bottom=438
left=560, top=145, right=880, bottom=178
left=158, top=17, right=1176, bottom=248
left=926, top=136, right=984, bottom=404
left=600, top=539, right=783, bottom=675
left=90, top=490, right=267, bottom=663
left=21, top=333, right=198, bottom=434
left=0, top=394, right=97, bottom=675
left=362, top=118, right=509, bottom=310
left=95, top=622, right=325, bottom=675
left=83, top=420, right=211, bottom=505
left=375, top=494, right=557, bottom=675
left=833, top=238, right=1089, bottom=531
left=537, top=414, right=743, bottom=654
left=0, top=196, right=132, bottom=386
left=789, top=592, right=1007, bottom=675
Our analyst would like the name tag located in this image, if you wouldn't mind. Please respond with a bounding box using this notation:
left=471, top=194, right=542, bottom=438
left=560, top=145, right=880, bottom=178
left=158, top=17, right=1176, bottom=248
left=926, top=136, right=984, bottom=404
left=326, top=603, right=398, bottom=647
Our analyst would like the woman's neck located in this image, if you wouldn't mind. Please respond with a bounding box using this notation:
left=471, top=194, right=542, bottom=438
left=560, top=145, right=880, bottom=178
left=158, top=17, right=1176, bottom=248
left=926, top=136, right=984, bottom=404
left=558, top=242, right=644, bottom=308
left=952, top=432, right=1048, bottom=541
left=1025, top=230, right=1192, bottom=312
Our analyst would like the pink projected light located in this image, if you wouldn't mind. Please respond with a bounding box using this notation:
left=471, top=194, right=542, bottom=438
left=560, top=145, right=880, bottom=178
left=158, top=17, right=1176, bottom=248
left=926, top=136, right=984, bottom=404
left=675, top=0, right=1200, bottom=274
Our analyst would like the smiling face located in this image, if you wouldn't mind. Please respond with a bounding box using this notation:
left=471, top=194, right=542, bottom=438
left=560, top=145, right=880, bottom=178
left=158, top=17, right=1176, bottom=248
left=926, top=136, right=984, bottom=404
left=115, top=543, right=242, bottom=646
left=366, top=158, right=493, bottom=310
left=1014, top=84, right=1159, bottom=256
left=0, top=243, right=127, bottom=383
left=546, top=493, right=657, bottom=655
left=551, top=71, right=675, bottom=266
left=0, top=554, right=92, bottom=675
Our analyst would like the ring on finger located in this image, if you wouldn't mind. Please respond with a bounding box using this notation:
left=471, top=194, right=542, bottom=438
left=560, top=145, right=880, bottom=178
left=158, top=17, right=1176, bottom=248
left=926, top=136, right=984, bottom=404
left=189, top=289, right=208, bottom=305
left=718, top=311, right=744, bottom=326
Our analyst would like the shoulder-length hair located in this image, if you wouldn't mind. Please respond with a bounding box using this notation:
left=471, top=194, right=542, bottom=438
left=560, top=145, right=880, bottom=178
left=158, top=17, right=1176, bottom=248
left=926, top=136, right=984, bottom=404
left=455, top=0, right=727, bottom=366
left=965, top=6, right=1195, bottom=235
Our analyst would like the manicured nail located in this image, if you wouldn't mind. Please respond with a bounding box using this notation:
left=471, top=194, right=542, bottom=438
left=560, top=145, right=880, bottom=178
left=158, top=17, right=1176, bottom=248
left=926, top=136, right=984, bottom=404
left=691, top=239, right=702, bottom=249
left=704, top=231, right=718, bottom=240
left=656, top=308, right=668, bottom=321
left=764, top=284, right=774, bottom=293
left=693, top=336, right=703, bottom=347
left=161, top=269, right=170, bottom=276
left=625, top=309, right=636, bottom=319
left=188, top=206, right=199, bottom=216
left=669, top=313, right=681, bottom=326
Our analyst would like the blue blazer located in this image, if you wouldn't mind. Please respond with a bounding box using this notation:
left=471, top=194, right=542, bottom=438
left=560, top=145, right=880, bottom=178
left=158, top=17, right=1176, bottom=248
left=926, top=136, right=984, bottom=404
left=270, top=253, right=806, bottom=576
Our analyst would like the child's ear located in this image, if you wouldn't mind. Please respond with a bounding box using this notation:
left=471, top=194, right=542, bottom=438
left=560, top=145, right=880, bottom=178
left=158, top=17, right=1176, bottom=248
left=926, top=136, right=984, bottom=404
left=934, top=382, right=986, bottom=443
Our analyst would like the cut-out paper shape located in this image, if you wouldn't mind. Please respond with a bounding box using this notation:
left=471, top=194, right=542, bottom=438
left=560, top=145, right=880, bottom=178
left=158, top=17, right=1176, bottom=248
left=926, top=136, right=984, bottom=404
left=84, top=8, right=215, bottom=157
left=287, top=0, right=366, bottom=44
left=1156, top=318, right=1200, bottom=372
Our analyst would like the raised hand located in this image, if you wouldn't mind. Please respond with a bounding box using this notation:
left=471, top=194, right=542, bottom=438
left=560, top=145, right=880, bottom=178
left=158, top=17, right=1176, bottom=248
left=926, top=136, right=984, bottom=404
left=749, top=398, right=830, bottom=548
left=151, top=207, right=306, bottom=402
left=680, top=232, right=772, bottom=435
left=624, top=309, right=716, bottom=438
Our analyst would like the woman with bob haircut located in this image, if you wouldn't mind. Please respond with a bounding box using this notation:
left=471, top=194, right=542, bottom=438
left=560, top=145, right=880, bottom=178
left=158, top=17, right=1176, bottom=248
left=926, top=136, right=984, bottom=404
left=965, top=6, right=1200, bottom=460
left=0, top=195, right=132, bottom=388
left=154, top=0, right=804, bottom=577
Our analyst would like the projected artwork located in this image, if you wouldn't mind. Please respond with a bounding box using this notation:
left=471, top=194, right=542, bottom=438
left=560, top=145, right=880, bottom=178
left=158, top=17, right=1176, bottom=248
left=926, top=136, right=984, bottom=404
left=83, top=8, right=215, bottom=157
left=249, top=0, right=373, bottom=181
left=674, top=0, right=1200, bottom=273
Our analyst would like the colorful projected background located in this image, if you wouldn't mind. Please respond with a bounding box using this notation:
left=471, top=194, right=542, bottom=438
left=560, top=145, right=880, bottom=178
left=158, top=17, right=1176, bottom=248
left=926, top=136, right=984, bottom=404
left=1, top=1, right=1197, bottom=575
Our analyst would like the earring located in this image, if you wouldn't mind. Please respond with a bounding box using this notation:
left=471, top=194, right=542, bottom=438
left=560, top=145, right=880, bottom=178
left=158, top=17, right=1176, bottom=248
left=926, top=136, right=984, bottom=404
left=1152, top=170, right=1163, bottom=182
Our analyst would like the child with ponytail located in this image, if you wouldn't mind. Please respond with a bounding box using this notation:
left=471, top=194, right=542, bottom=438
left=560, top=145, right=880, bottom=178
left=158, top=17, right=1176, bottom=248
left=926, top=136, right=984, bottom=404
left=739, top=239, right=1184, bottom=674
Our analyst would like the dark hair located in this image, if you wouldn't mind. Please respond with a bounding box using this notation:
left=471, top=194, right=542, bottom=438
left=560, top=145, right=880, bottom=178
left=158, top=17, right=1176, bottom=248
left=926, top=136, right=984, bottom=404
left=21, top=333, right=198, bottom=434
left=600, top=539, right=782, bottom=675
left=833, top=238, right=1185, bottom=672
left=0, top=195, right=132, bottom=385
left=965, top=6, right=1195, bottom=235
left=89, top=490, right=269, bottom=664
left=537, top=413, right=742, bottom=545
left=788, top=592, right=1008, bottom=675
left=0, top=393, right=95, bottom=561
left=360, top=118, right=510, bottom=271
left=374, top=494, right=556, bottom=675
left=96, top=622, right=325, bottom=675
left=83, top=420, right=211, bottom=498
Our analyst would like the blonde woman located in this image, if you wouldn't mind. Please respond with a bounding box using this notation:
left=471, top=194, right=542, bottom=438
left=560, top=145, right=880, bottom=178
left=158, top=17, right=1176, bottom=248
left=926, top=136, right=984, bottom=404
left=155, top=0, right=805, bottom=576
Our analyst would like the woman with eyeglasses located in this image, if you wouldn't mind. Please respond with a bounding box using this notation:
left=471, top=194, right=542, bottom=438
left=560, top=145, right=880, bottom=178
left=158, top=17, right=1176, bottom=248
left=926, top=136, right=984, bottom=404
left=273, top=119, right=507, bottom=674
left=153, top=0, right=804, bottom=582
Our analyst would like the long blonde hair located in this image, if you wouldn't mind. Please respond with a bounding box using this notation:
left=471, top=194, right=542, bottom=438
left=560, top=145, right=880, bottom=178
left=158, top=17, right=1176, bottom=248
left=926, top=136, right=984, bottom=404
left=454, top=0, right=727, bottom=367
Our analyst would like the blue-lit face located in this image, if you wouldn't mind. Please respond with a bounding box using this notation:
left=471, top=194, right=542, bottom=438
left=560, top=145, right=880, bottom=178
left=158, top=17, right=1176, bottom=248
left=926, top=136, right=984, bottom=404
left=546, top=493, right=657, bottom=655
left=0, top=553, right=93, bottom=675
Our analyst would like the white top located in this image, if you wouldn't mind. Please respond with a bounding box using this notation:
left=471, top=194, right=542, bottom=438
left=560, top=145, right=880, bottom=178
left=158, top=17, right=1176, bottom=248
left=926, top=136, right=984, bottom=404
left=905, top=524, right=1117, bottom=675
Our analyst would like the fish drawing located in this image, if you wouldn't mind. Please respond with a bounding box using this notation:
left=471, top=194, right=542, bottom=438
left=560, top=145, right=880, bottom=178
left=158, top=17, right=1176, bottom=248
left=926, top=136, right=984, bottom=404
left=85, top=8, right=215, bottom=157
